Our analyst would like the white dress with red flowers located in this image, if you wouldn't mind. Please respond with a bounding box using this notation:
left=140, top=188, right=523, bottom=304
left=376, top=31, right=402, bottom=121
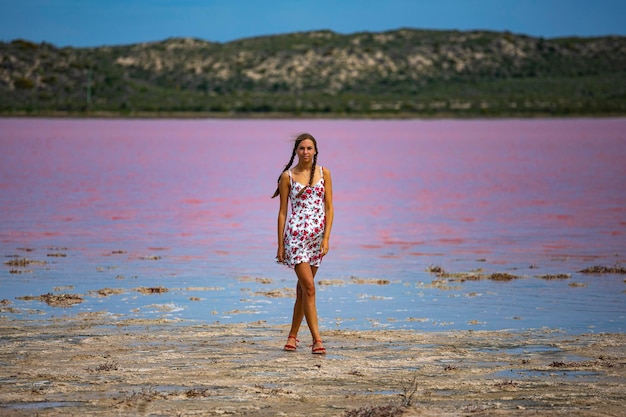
left=283, top=166, right=326, bottom=268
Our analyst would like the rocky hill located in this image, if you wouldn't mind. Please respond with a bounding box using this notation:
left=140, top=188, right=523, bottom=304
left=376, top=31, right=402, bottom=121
left=1, top=29, right=625, bottom=116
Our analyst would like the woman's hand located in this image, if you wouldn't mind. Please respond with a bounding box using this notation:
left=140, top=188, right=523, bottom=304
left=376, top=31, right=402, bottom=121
left=276, top=246, right=286, bottom=263
left=320, top=240, right=330, bottom=257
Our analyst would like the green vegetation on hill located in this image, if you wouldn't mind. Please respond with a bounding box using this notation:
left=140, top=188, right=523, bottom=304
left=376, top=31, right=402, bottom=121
left=1, top=29, right=625, bottom=117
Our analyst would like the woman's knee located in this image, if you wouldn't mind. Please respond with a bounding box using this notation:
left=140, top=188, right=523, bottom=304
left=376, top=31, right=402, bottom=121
left=302, top=283, right=316, bottom=297
left=295, top=266, right=316, bottom=297
left=297, top=276, right=316, bottom=297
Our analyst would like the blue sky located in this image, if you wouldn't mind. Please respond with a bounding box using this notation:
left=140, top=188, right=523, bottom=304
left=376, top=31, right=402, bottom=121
left=1, top=0, right=624, bottom=47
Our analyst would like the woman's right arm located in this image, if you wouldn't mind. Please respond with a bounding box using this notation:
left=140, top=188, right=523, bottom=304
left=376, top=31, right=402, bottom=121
left=276, top=171, right=290, bottom=262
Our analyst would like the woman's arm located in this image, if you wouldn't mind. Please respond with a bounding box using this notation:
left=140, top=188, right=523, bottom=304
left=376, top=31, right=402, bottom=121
left=321, top=167, right=334, bottom=256
left=276, top=171, right=290, bottom=262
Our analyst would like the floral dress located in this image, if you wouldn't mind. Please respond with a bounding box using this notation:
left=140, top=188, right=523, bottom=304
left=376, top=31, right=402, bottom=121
left=282, top=166, right=326, bottom=268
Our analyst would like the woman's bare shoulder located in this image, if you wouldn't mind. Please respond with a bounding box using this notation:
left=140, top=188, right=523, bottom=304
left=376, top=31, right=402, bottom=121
left=279, top=170, right=290, bottom=184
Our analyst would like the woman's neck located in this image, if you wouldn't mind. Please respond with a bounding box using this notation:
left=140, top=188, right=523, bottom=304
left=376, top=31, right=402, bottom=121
left=295, top=161, right=313, bottom=171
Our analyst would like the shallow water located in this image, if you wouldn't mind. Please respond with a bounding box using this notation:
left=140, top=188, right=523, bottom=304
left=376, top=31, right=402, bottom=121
left=1, top=118, right=625, bottom=332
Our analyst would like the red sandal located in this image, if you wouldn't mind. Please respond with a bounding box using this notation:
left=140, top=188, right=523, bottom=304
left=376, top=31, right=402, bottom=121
left=311, top=339, right=326, bottom=355
left=284, top=335, right=299, bottom=352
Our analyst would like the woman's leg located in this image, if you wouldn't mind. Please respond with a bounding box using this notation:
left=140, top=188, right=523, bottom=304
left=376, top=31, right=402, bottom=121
left=294, top=263, right=323, bottom=349
left=286, top=266, right=318, bottom=341
left=287, top=282, right=304, bottom=339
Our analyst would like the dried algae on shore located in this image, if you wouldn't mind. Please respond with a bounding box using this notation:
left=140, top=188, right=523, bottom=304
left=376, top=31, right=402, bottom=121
left=0, top=315, right=624, bottom=416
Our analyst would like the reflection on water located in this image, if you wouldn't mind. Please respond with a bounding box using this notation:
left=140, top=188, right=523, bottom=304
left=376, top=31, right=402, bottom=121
left=1, top=118, right=625, bottom=332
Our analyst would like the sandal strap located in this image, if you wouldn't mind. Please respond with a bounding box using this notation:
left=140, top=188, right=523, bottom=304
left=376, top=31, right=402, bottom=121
left=311, top=339, right=326, bottom=354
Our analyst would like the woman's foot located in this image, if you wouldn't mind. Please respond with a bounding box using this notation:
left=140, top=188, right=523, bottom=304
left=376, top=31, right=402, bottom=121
left=284, top=335, right=299, bottom=352
left=311, top=339, right=326, bottom=355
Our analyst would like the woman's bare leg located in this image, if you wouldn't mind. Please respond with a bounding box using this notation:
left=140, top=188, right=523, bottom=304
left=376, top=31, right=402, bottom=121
left=294, top=263, right=323, bottom=347
left=287, top=282, right=304, bottom=339
left=286, top=265, right=321, bottom=347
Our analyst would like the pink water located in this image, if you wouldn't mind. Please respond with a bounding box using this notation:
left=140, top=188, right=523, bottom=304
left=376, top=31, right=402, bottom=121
left=1, top=118, right=625, bottom=332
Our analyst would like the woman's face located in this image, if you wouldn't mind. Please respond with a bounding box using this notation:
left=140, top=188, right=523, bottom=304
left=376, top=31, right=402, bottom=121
left=297, top=139, right=316, bottom=162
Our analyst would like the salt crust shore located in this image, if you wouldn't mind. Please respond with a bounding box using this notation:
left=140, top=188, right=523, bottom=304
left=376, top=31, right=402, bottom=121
left=0, top=314, right=624, bottom=416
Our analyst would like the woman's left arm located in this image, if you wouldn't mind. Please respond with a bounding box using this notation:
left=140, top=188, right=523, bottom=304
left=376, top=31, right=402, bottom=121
left=321, top=167, right=334, bottom=256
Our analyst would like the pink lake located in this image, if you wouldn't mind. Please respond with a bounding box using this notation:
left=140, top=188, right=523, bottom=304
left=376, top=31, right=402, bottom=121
left=1, top=118, right=625, bottom=332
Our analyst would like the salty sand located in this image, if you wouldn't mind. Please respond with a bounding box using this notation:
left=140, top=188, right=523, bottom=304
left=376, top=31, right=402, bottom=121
left=1, top=314, right=624, bottom=416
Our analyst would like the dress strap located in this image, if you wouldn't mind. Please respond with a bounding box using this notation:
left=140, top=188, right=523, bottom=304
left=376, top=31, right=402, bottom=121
left=319, top=166, right=323, bottom=178
left=287, top=169, right=293, bottom=180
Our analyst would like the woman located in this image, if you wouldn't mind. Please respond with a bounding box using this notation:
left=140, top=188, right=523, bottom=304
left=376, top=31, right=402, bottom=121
left=273, top=133, right=334, bottom=354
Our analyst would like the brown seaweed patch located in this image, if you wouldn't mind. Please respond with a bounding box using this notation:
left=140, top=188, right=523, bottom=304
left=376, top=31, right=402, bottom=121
left=427, top=264, right=445, bottom=274
left=87, top=361, right=119, bottom=372
left=183, top=388, right=211, bottom=398
left=537, top=273, right=571, bottom=280
left=3, top=257, right=47, bottom=267
left=427, top=265, right=483, bottom=281
left=115, top=387, right=164, bottom=408
left=426, top=266, right=523, bottom=284
left=446, top=273, right=483, bottom=282
left=345, top=404, right=405, bottom=417
left=418, top=278, right=461, bottom=290
left=9, top=269, right=32, bottom=274
left=140, top=255, right=162, bottom=261
left=134, top=286, right=168, bottom=294
left=0, top=306, right=23, bottom=314
left=318, top=279, right=345, bottom=286
left=488, top=272, right=521, bottom=281
left=579, top=265, right=626, bottom=274
left=17, top=292, right=84, bottom=307
left=350, top=276, right=390, bottom=285
left=238, top=276, right=273, bottom=284
left=90, top=288, right=125, bottom=297
left=568, top=282, right=588, bottom=288
left=47, top=252, right=67, bottom=257
left=254, top=288, right=294, bottom=298
left=549, top=358, right=618, bottom=368
left=114, top=386, right=212, bottom=408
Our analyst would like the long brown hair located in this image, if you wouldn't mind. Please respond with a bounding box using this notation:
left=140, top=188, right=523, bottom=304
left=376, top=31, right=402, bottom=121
left=271, top=133, right=318, bottom=198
